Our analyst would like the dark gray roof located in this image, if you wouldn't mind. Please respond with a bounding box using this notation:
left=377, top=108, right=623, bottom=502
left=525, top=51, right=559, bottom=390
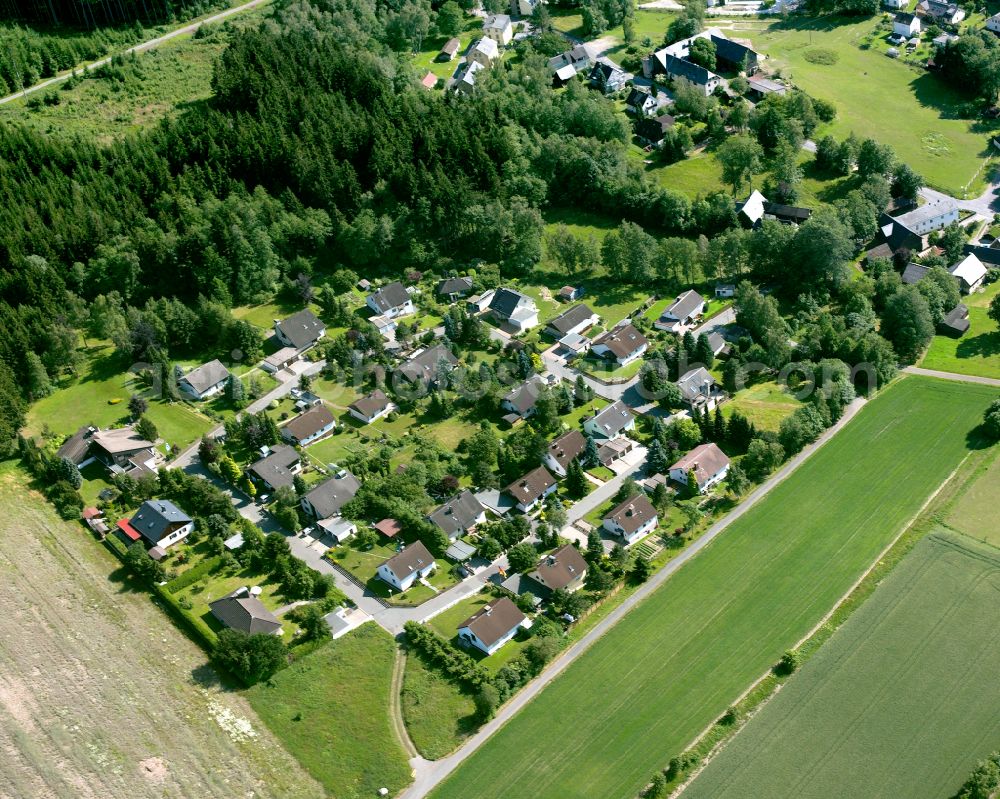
left=209, top=590, right=282, bottom=635
left=369, top=281, right=410, bottom=313
left=397, top=345, right=458, bottom=384
left=129, top=499, right=191, bottom=544
left=249, top=444, right=301, bottom=490
left=276, top=309, right=325, bottom=349
left=964, top=243, right=1000, bottom=265
left=303, top=471, right=361, bottom=519
left=940, top=303, right=970, bottom=334
left=588, top=61, right=623, bottom=84
left=587, top=400, right=635, bottom=437
left=181, top=359, right=230, bottom=395
left=710, top=34, right=757, bottom=67
left=437, top=276, right=474, bottom=296
left=57, top=425, right=94, bottom=465
left=503, top=376, right=544, bottom=415
left=677, top=367, right=717, bottom=402
left=547, top=304, right=596, bottom=335
left=763, top=202, right=811, bottom=223
left=489, top=287, right=532, bottom=320
left=429, top=490, right=486, bottom=538
left=901, top=263, right=930, bottom=285
left=664, top=289, right=706, bottom=321
left=626, top=87, right=652, bottom=106
left=895, top=11, right=918, bottom=23
left=663, top=53, right=713, bottom=86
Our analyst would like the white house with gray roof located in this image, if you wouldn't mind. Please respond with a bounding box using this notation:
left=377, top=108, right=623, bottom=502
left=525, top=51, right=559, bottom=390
left=275, top=309, right=326, bottom=351
left=428, top=490, right=486, bottom=541
left=129, top=499, right=193, bottom=549
left=584, top=400, right=635, bottom=439
left=178, top=359, right=230, bottom=400
left=488, top=287, right=539, bottom=332
left=366, top=281, right=415, bottom=319
left=656, top=289, right=707, bottom=333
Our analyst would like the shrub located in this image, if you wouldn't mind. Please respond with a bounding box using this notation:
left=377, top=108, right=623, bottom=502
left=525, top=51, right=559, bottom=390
left=803, top=48, right=838, bottom=65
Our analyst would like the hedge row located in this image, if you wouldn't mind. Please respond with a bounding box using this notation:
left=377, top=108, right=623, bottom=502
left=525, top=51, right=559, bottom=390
left=165, top=555, right=222, bottom=594
left=403, top=621, right=489, bottom=690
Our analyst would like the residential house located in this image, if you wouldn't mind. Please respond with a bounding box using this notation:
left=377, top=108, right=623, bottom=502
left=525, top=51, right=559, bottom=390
left=584, top=400, right=636, bottom=439
left=504, top=466, right=557, bottom=513
left=501, top=374, right=548, bottom=420
left=548, top=44, right=593, bottom=83
left=348, top=390, right=394, bottom=424
left=458, top=597, right=529, bottom=655
left=300, top=469, right=361, bottom=519
left=894, top=12, right=921, bottom=37
left=655, top=289, right=707, bottom=333
left=591, top=322, right=648, bottom=366
left=456, top=59, right=486, bottom=95
left=939, top=303, right=970, bottom=336
left=987, top=12, right=1000, bottom=33
left=763, top=201, right=812, bottom=225
left=249, top=444, right=301, bottom=491
left=949, top=253, right=987, bottom=294
left=281, top=405, right=336, bottom=447
left=736, top=189, right=768, bottom=228
left=543, top=429, right=587, bottom=478
left=421, top=71, right=438, bottom=90
left=488, top=287, right=539, bottom=332
left=746, top=76, right=787, bottom=100
left=437, top=276, right=474, bottom=300
left=468, top=38, right=498, bottom=68
left=57, top=425, right=96, bottom=466
left=428, top=489, right=487, bottom=541
left=636, top=114, right=676, bottom=146
left=367, top=281, right=415, bottom=319
left=528, top=543, right=588, bottom=593
left=178, top=359, right=230, bottom=401
left=396, top=344, right=459, bottom=387
left=484, top=14, right=513, bottom=46
left=512, top=0, right=539, bottom=15
left=589, top=60, right=628, bottom=94
left=274, top=309, right=326, bottom=352
left=89, top=427, right=157, bottom=478
left=876, top=199, right=959, bottom=253
left=558, top=285, right=583, bottom=302
left=545, top=304, right=599, bottom=339
left=126, top=499, right=194, bottom=549
left=670, top=442, right=731, bottom=493
left=901, top=263, right=931, bottom=285
left=646, top=29, right=756, bottom=95
left=919, top=0, right=965, bottom=23
left=626, top=87, right=658, bottom=116
left=883, top=0, right=906, bottom=7
left=603, top=493, right=658, bottom=546
left=658, top=52, right=720, bottom=95
left=677, top=366, right=724, bottom=411
left=376, top=541, right=436, bottom=592
left=209, top=587, right=282, bottom=635
left=706, top=331, right=730, bottom=357
left=438, top=37, right=461, bottom=61
left=261, top=347, right=301, bottom=374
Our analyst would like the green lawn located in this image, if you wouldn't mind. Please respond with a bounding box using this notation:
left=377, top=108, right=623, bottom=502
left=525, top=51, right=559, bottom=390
left=246, top=626, right=411, bottom=799
left=410, top=16, right=482, bottom=82
left=723, top=380, right=805, bottom=431
left=654, top=149, right=726, bottom=198
left=728, top=15, right=1000, bottom=196
left=430, top=376, right=996, bottom=799
left=921, top=281, right=1000, bottom=379
left=685, top=530, right=1000, bottom=799
left=401, top=650, right=478, bottom=759
left=943, top=448, right=1000, bottom=548
left=173, top=565, right=297, bottom=638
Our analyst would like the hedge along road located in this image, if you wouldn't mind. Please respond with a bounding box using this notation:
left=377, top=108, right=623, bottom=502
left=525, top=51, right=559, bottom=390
left=429, top=376, right=998, bottom=799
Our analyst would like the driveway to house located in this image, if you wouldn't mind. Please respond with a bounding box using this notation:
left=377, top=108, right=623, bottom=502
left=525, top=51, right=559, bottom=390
left=903, top=366, right=1000, bottom=388
left=540, top=346, right=640, bottom=402
left=919, top=168, right=1000, bottom=219
left=693, top=305, right=737, bottom=337
left=0, top=0, right=271, bottom=106
left=398, top=395, right=868, bottom=799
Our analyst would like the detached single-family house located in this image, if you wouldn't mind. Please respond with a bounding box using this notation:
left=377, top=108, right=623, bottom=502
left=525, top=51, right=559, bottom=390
left=126, top=499, right=194, bottom=549
left=626, top=87, right=658, bottom=116
left=249, top=444, right=302, bottom=491
left=591, top=322, right=648, bottom=366
left=636, top=113, right=676, bottom=145
left=603, top=493, right=658, bottom=546
left=986, top=12, right=1000, bottom=32
left=529, top=543, right=588, bottom=593
left=209, top=587, right=282, bottom=635
left=377, top=541, right=436, bottom=592
left=178, top=359, right=230, bottom=400
left=669, top=442, right=731, bottom=493
left=543, top=429, right=587, bottom=478
left=261, top=346, right=301, bottom=374
left=396, top=344, right=459, bottom=387
left=483, top=13, right=513, bottom=46
left=949, top=253, right=987, bottom=294
left=677, top=367, right=724, bottom=412
left=488, top=287, right=539, bottom=332
left=894, top=12, right=921, bottom=37
left=281, top=405, right=336, bottom=447
left=737, top=189, right=768, bottom=228
left=367, top=281, right=415, bottom=319
left=438, top=37, right=461, bottom=61
left=504, top=466, right=557, bottom=513
left=89, top=427, right=157, bottom=478
left=501, top=374, right=548, bottom=420
left=275, top=309, right=326, bottom=352
left=458, top=597, right=529, bottom=655
left=468, top=38, right=498, bottom=69
left=349, top=389, right=394, bottom=424
left=300, top=469, right=361, bottom=520
left=656, top=289, right=707, bottom=333
left=456, top=59, right=486, bottom=95
left=589, top=60, right=628, bottom=94
left=548, top=44, right=594, bottom=83
left=545, top=304, right=599, bottom=339
left=429, top=489, right=487, bottom=541
left=584, top=400, right=635, bottom=440
left=939, top=303, right=970, bottom=336
left=920, top=0, right=965, bottom=23
left=437, top=276, right=474, bottom=301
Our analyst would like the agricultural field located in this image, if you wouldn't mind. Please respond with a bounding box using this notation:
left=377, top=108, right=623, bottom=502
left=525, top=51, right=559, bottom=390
left=942, top=448, right=1000, bottom=548
left=717, top=16, right=999, bottom=196
left=921, top=281, right=1000, bottom=380
left=0, top=5, right=270, bottom=142
left=684, top=530, right=1000, bottom=799
left=245, top=625, right=411, bottom=799
left=430, top=376, right=996, bottom=799
left=0, top=463, right=321, bottom=799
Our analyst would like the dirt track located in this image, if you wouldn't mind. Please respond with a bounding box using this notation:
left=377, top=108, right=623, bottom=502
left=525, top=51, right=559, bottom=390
left=0, top=466, right=322, bottom=799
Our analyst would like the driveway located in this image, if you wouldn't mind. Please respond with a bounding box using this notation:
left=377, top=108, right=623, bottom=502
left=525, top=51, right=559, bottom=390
left=694, top=306, right=737, bottom=337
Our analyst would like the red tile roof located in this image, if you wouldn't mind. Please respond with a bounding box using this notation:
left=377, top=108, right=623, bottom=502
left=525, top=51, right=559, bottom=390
left=116, top=518, right=141, bottom=542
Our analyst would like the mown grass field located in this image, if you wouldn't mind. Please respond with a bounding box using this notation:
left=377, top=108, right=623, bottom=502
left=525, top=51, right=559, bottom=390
left=921, top=281, right=1000, bottom=380
left=430, top=376, right=996, bottom=799
left=684, top=529, right=1000, bottom=799
left=723, top=380, right=805, bottom=431
left=246, top=625, right=411, bottom=799
left=943, top=447, right=1000, bottom=548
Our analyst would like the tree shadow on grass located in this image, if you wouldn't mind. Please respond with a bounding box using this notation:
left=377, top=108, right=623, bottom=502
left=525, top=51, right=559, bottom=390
left=955, top=331, right=1000, bottom=360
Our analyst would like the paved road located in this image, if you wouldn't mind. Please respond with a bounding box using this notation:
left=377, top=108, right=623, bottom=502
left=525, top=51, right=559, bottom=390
left=919, top=169, right=1000, bottom=218
left=0, top=0, right=271, bottom=106
left=903, top=366, right=1000, bottom=388
left=399, top=395, right=868, bottom=799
